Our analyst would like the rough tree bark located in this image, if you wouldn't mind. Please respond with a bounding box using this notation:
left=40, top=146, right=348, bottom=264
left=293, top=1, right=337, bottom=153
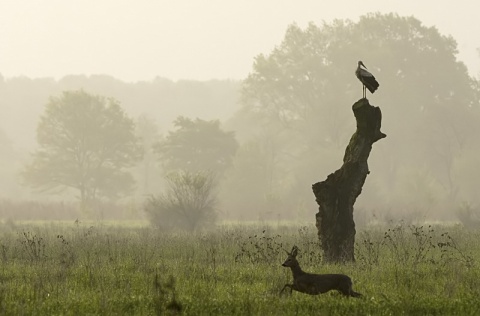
left=312, top=98, right=386, bottom=263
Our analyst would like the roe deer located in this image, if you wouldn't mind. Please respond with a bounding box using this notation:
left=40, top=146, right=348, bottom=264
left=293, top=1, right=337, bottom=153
left=280, top=246, right=362, bottom=297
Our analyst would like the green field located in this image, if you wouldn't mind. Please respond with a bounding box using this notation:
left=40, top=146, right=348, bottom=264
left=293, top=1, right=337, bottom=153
left=0, top=221, right=479, bottom=315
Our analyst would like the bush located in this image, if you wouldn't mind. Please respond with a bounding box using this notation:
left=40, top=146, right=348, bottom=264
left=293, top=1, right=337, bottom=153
left=145, top=170, right=217, bottom=231
left=455, top=202, right=480, bottom=229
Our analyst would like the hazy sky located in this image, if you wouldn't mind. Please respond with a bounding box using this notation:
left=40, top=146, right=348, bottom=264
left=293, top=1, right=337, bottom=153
left=1, top=1, right=479, bottom=82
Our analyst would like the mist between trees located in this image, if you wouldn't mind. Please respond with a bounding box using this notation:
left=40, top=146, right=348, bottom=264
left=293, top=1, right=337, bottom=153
left=0, top=13, right=480, bottom=228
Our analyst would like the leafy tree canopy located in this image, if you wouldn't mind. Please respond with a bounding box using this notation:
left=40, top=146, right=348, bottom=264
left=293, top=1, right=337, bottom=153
left=23, top=90, right=141, bottom=209
left=242, top=13, right=479, bottom=147
left=155, top=116, right=238, bottom=175
left=236, top=13, right=480, bottom=215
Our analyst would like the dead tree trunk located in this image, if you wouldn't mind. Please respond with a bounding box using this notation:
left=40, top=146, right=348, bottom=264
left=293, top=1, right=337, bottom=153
left=312, top=98, right=386, bottom=263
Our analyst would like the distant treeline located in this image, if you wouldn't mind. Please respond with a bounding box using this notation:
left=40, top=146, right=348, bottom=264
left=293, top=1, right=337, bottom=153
left=0, top=74, right=241, bottom=150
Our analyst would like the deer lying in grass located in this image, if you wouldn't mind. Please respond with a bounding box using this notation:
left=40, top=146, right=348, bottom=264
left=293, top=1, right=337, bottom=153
left=280, top=246, right=362, bottom=297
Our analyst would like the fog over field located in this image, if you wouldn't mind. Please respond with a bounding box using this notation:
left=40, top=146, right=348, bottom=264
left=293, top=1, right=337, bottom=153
left=1, top=1, right=480, bottom=81
left=0, top=1, right=480, bottom=225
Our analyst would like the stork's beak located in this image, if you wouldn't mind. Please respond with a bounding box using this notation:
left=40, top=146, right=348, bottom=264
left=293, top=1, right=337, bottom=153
left=361, top=62, right=367, bottom=69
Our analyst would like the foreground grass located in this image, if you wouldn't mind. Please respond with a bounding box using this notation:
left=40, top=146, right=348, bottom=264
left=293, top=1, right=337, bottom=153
left=0, top=221, right=478, bottom=315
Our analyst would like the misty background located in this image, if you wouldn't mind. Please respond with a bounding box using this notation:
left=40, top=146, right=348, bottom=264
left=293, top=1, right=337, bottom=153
left=1, top=1, right=480, bottom=226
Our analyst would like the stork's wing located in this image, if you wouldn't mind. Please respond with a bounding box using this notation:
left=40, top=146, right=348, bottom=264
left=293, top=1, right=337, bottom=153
left=358, top=68, right=374, bottom=78
left=355, top=63, right=380, bottom=94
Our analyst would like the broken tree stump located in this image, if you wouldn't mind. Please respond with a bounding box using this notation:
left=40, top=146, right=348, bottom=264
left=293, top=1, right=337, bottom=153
left=312, top=98, right=386, bottom=263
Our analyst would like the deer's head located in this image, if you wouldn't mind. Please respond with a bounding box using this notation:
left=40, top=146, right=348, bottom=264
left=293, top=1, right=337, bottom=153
left=282, top=246, right=299, bottom=267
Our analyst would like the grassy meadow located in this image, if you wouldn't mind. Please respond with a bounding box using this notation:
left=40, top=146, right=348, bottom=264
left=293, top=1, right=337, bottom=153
left=0, top=220, right=479, bottom=315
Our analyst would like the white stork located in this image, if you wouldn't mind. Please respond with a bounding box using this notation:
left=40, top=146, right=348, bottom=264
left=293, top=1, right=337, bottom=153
left=355, top=61, right=379, bottom=98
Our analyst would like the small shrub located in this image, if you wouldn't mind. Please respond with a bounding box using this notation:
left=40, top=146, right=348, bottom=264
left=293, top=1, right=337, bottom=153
left=145, top=170, right=217, bottom=231
left=152, top=273, right=182, bottom=315
left=19, top=231, right=47, bottom=263
left=455, top=202, right=480, bottom=229
left=235, top=229, right=284, bottom=264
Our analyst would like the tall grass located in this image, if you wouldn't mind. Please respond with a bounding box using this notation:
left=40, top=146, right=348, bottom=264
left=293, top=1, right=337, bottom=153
left=0, top=221, right=478, bottom=315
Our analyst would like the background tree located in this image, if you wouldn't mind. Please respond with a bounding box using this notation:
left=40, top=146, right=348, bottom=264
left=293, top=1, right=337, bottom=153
left=0, top=127, right=23, bottom=197
left=134, top=114, right=162, bottom=196
left=23, top=90, right=141, bottom=211
left=155, top=116, right=239, bottom=175
left=219, top=128, right=298, bottom=221
left=237, top=13, right=480, bottom=222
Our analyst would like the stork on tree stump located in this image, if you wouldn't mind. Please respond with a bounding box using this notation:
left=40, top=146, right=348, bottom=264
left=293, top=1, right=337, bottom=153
left=312, top=98, right=386, bottom=263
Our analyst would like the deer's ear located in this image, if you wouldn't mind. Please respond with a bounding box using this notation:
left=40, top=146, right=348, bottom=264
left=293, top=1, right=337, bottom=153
left=291, top=246, right=298, bottom=257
